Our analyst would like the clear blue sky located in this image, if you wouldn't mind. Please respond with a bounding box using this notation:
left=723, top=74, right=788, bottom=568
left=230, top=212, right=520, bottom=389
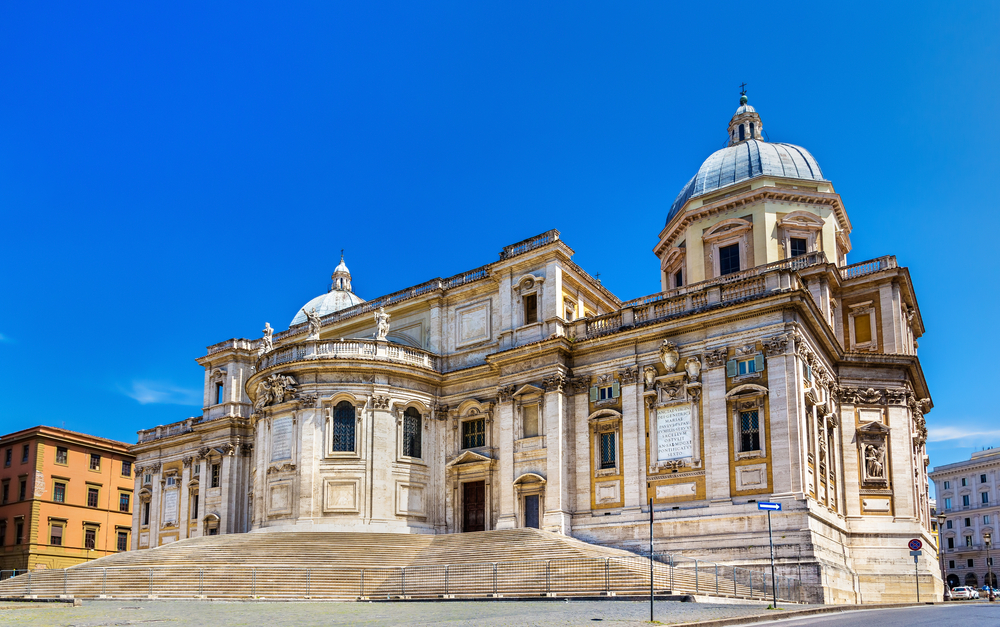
left=1, top=2, right=997, bottom=480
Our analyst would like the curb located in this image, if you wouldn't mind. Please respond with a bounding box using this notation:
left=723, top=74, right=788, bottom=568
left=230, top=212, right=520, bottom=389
left=667, top=601, right=941, bottom=627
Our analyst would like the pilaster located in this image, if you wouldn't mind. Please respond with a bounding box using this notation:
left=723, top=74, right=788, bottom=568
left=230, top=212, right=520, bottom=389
left=495, top=399, right=516, bottom=529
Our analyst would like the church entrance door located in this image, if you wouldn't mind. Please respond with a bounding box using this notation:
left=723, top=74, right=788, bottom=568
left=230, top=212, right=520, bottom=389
left=463, top=481, right=485, bottom=532
left=524, top=495, right=539, bottom=529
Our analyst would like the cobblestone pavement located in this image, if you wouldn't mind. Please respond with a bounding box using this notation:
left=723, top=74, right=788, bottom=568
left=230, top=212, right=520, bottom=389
left=0, top=599, right=810, bottom=626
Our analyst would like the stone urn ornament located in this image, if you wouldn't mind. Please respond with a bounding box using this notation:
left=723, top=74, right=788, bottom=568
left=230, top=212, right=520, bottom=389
left=659, top=340, right=680, bottom=372
left=685, top=356, right=702, bottom=382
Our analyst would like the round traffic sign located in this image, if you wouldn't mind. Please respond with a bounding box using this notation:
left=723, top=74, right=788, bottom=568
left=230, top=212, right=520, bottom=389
left=908, top=539, right=923, bottom=551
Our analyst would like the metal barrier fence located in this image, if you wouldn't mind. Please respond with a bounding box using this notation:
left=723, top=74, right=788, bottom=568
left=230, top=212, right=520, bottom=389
left=0, top=553, right=801, bottom=602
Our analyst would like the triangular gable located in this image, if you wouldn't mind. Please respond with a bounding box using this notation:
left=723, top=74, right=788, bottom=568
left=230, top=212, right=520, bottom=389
left=446, top=450, right=494, bottom=468
left=513, top=384, right=544, bottom=397
left=857, top=421, right=891, bottom=435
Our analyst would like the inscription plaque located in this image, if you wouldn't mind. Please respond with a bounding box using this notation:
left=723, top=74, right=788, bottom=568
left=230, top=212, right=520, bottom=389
left=271, top=417, right=293, bottom=461
left=162, top=490, right=178, bottom=524
left=656, top=404, right=693, bottom=461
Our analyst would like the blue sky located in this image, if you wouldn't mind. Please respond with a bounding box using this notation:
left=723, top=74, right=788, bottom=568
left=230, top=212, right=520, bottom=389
left=1, top=2, right=998, bottom=482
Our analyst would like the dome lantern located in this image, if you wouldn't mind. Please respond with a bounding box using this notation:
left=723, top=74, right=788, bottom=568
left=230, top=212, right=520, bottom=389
left=290, top=250, right=366, bottom=327
left=331, top=250, right=353, bottom=292
left=727, top=93, right=763, bottom=146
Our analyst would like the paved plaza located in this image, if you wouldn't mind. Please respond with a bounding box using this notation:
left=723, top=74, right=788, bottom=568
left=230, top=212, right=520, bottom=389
left=0, top=599, right=807, bottom=627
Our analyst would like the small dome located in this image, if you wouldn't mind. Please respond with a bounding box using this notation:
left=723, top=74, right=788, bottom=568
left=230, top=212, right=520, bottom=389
left=665, top=96, right=825, bottom=226
left=290, top=252, right=365, bottom=327
left=290, top=290, right=366, bottom=326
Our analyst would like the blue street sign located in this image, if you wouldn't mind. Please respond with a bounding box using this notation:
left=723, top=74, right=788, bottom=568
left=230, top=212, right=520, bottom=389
left=758, top=502, right=782, bottom=511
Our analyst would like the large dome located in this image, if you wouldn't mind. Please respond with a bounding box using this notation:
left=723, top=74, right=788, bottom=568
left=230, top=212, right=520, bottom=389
left=666, top=97, right=825, bottom=226
left=290, top=254, right=366, bottom=327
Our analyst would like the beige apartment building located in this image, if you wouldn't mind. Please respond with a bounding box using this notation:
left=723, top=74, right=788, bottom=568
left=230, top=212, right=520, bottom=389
left=930, top=448, right=1000, bottom=590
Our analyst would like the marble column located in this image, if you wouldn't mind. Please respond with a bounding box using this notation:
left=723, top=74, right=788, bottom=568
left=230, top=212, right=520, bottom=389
left=495, top=399, right=516, bottom=529
left=543, top=379, right=571, bottom=534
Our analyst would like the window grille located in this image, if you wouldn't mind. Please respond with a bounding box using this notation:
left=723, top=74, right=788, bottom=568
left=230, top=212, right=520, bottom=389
left=56, top=447, right=68, bottom=464
left=87, top=487, right=99, bottom=508
left=54, top=482, right=66, bottom=503
left=740, top=410, right=760, bottom=452
left=462, top=419, right=486, bottom=449
left=332, top=401, right=356, bottom=452
left=403, top=408, right=422, bottom=458
left=600, top=432, right=616, bottom=470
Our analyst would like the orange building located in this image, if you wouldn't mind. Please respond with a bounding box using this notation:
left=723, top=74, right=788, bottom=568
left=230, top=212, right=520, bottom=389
left=0, top=426, right=135, bottom=572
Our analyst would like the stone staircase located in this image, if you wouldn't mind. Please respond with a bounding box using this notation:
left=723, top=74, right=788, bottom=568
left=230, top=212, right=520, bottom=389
left=0, top=529, right=791, bottom=601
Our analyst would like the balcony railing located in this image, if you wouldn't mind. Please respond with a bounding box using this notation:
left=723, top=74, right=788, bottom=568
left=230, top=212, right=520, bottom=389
left=839, top=255, right=897, bottom=281
left=257, top=338, right=437, bottom=372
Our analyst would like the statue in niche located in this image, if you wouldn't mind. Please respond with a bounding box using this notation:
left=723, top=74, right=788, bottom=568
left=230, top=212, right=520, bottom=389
left=258, top=322, right=274, bottom=357
left=374, top=307, right=391, bottom=341
left=304, top=308, right=321, bottom=340
left=865, top=443, right=886, bottom=479
left=659, top=340, right=680, bottom=372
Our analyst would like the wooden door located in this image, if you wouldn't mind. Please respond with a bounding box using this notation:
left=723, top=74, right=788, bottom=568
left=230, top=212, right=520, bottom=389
left=463, top=481, right=485, bottom=532
left=524, top=495, right=539, bottom=529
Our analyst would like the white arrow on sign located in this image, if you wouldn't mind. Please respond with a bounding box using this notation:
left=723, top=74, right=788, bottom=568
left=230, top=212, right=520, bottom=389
left=758, top=502, right=781, bottom=511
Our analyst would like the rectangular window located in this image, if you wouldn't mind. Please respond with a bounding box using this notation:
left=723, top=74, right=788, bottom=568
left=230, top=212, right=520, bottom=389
left=50, top=523, right=63, bottom=546
left=87, top=487, right=99, bottom=508
left=944, top=481, right=950, bottom=490
left=990, top=557, right=995, bottom=567
left=143, top=473, right=152, bottom=485
left=142, top=501, right=150, bottom=526
left=739, top=410, right=761, bottom=452
left=983, top=492, right=990, bottom=504
left=962, top=478, right=968, bottom=487
left=982, top=474, right=988, bottom=484
left=949, top=560, right=955, bottom=569
left=947, top=537, right=954, bottom=549
left=22, top=444, right=29, bottom=463
left=332, top=402, right=357, bottom=453
left=522, top=405, right=539, bottom=438
left=673, top=269, right=683, bottom=288
left=719, top=243, right=741, bottom=275
left=965, top=517, right=971, bottom=526
left=15, top=521, right=24, bottom=544
left=119, top=492, right=130, bottom=513
left=402, top=410, right=422, bottom=458
left=963, top=495, right=971, bottom=507
left=2, top=482, right=8, bottom=504
left=966, top=536, right=973, bottom=547
left=968, top=558, right=974, bottom=567
left=790, top=237, right=808, bottom=257
left=166, top=476, right=176, bottom=487
left=599, top=432, right=616, bottom=470
left=53, top=482, right=66, bottom=503
left=215, top=382, right=224, bottom=405
left=947, top=520, right=953, bottom=529
left=191, top=494, right=199, bottom=519
left=84, top=528, right=96, bottom=550
left=117, top=531, right=129, bottom=552
left=853, top=313, right=872, bottom=345
left=0, top=521, right=5, bottom=546
left=462, top=419, right=486, bottom=449
left=3, top=448, right=10, bottom=466
left=738, top=358, right=757, bottom=375
left=121, top=461, right=132, bottom=477
left=56, top=447, right=68, bottom=465
left=193, top=464, right=200, bottom=476
left=524, top=294, right=538, bottom=325
left=211, top=464, right=220, bottom=488
left=18, top=479, right=26, bottom=501
left=945, top=498, right=952, bottom=509
left=985, top=515, right=991, bottom=525
left=89, top=454, right=101, bottom=471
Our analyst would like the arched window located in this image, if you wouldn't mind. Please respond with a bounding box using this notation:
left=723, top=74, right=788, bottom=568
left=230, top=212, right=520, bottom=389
left=986, top=572, right=998, bottom=588
left=739, top=124, right=745, bottom=141
left=749, top=122, right=755, bottom=138
left=965, top=572, right=979, bottom=587
left=403, top=407, right=422, bottom=458
left=946, top=574, right=960, bottom=589
left=333, top=401, right=356, bottom=452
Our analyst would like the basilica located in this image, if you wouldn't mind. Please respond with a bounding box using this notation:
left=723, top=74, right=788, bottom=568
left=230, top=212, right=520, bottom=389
left=130, top=95, right=939, bottom=603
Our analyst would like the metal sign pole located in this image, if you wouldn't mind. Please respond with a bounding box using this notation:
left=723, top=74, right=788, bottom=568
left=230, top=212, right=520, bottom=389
left=649, top=497, right=654, bottom=623
left=768, top=509, right=777, bottom=609
left=915, top=555, right=920, bottom=602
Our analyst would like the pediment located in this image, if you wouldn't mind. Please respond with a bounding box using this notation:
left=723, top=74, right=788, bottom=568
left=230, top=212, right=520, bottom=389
left=857, top=421, right=891, bottom=435
left=514, top=472, right=546, bottom=485
left=726, top=383, right=769, bottom=399
left=513, top=384, right=544, bottom=398
left=446, top=450, right=494, bottom=468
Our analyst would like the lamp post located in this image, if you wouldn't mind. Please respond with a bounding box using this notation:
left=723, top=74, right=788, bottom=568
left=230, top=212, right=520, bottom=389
left=936, top=514, right=949, bottom=601
left=986, top=533, right=994, bottom=602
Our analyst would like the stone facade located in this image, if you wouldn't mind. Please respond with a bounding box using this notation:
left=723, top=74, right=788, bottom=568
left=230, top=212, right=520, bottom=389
left=930, top=448, right=1000, bottom=591
left=132, top=97, right=940, bottom=603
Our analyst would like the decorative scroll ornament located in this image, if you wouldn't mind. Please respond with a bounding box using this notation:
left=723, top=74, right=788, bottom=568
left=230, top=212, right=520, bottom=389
left=374, top=307, right=391, bottom=341
left=642, top=366, right=657, bottom=390
left=567, top=376, right=591, bottom=394
left=221, top=442, right=236, bottom=456
left=618, top=366, right=639, bottom=386
left=372, top=395, right=391, bottom=410
left=659, top=340, right=680, bottom=372
left=497, top=385, right=516, bottom=403
left=705, top=347, right=728, bottom=368
left=684, top=357, right=701, bottom=382
left=146, top=462, right=161, bottom=473
left=253, top=373, right=298, bottom=410
left=762, top=333, right=789, bottom=357
left=542, top=373, right=568, bottom=392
